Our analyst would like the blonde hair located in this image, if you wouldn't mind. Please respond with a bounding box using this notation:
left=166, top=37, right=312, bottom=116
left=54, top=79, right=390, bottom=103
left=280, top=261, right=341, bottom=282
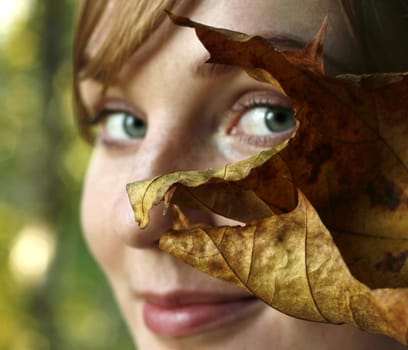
left=73, top=0, right=408, bottom=141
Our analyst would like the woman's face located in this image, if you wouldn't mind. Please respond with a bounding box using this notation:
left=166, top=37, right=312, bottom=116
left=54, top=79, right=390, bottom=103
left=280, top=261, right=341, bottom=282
left=80, top=1, right=401, bottom=349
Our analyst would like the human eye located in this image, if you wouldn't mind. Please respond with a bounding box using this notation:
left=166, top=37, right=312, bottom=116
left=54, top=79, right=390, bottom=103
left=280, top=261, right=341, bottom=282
left=227, top=91, right=296, bottom=148
left=93, top=108, right=147, bottom=146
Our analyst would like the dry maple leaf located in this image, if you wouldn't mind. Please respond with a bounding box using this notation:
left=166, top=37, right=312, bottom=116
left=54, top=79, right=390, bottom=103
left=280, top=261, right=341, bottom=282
left=126, top=13, right=408, bottom=343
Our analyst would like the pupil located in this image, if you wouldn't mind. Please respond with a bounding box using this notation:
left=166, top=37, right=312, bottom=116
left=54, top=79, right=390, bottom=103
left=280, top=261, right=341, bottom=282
left=273, top=112, right=287, bottom=124
left=265, top=107, right=295, bottom=132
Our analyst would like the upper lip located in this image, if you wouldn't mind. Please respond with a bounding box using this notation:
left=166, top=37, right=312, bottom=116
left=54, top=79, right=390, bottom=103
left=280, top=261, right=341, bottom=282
left=136, top=290, right=256, bottom=307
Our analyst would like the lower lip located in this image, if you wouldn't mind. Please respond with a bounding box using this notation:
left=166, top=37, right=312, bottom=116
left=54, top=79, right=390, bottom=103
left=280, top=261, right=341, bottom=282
left=143, top=297, right=261, bottom=337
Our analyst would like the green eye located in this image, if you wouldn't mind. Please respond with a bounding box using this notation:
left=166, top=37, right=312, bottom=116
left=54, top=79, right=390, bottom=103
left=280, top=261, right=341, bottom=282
left=264, top=107, right=296, bottom=132
left=236, top=105, right=296, bottom=137
left=104, top=112, right=147, bottom=140
left=123, top=114, right=147, bottom=138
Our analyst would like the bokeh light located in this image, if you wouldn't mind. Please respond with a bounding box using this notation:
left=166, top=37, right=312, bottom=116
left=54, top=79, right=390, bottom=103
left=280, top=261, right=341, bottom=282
left=0, top=0, right=34, bottom=42
left=9, top=224, right=56, bottom=287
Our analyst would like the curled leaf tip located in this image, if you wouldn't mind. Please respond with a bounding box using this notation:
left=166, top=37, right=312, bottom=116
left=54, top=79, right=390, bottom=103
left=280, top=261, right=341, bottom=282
left=303, top=15, right=328, bottom=73
left=165, top=10, right=196, bottom=28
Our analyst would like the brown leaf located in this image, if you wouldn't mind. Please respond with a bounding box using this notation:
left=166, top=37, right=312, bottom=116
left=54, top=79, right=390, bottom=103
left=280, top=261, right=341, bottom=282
left=160, top=193, right=408, bottom=343
left=126, top=13, right=408, bottom=343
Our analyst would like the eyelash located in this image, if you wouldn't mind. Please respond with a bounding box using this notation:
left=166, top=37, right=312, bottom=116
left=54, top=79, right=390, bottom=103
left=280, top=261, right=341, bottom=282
left=232, top=95, right=277, bottom=112
left=89, top=108, right=122, bottom=126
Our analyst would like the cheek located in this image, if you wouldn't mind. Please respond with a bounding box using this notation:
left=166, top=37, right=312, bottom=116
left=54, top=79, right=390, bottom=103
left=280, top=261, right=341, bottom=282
left=80, top=152, right=126, bottom=273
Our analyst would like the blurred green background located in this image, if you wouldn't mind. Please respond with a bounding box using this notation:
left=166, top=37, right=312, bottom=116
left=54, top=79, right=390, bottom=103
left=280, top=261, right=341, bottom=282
left=0, top=1, right=134, bottom=349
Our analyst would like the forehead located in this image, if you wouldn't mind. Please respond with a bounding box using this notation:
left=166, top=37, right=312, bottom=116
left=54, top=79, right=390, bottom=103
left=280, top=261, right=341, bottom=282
left=84, top=0, right=360, bottom=81
left=97, top=0, right=346, bottom=45
left=189, top=0, right=327, bottom=36
left=187, top=0, right=356, bottom=66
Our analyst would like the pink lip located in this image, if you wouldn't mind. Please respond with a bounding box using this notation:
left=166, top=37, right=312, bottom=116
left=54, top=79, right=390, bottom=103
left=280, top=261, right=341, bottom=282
left=142, top=292, right=261, bottom=337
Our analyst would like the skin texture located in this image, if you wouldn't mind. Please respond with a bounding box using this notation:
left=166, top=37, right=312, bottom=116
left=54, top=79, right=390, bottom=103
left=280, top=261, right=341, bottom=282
left=79, top=1, right=405, bottom=349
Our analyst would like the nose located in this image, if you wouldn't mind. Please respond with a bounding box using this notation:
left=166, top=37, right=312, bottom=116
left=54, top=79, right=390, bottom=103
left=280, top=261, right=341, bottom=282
left=111, top=120, right=218, bottom=248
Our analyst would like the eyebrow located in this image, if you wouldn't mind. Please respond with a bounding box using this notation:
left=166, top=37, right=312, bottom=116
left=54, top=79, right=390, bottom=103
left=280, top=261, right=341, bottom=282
left=189, top=34, right=307, bottom=79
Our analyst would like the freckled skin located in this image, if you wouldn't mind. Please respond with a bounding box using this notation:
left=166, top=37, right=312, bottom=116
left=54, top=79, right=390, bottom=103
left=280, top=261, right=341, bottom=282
left=80, top=1, right=406, bottom=349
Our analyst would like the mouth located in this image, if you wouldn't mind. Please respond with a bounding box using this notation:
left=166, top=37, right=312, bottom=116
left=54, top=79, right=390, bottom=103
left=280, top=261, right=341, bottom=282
left=141, top=291, right=262, bottom=337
